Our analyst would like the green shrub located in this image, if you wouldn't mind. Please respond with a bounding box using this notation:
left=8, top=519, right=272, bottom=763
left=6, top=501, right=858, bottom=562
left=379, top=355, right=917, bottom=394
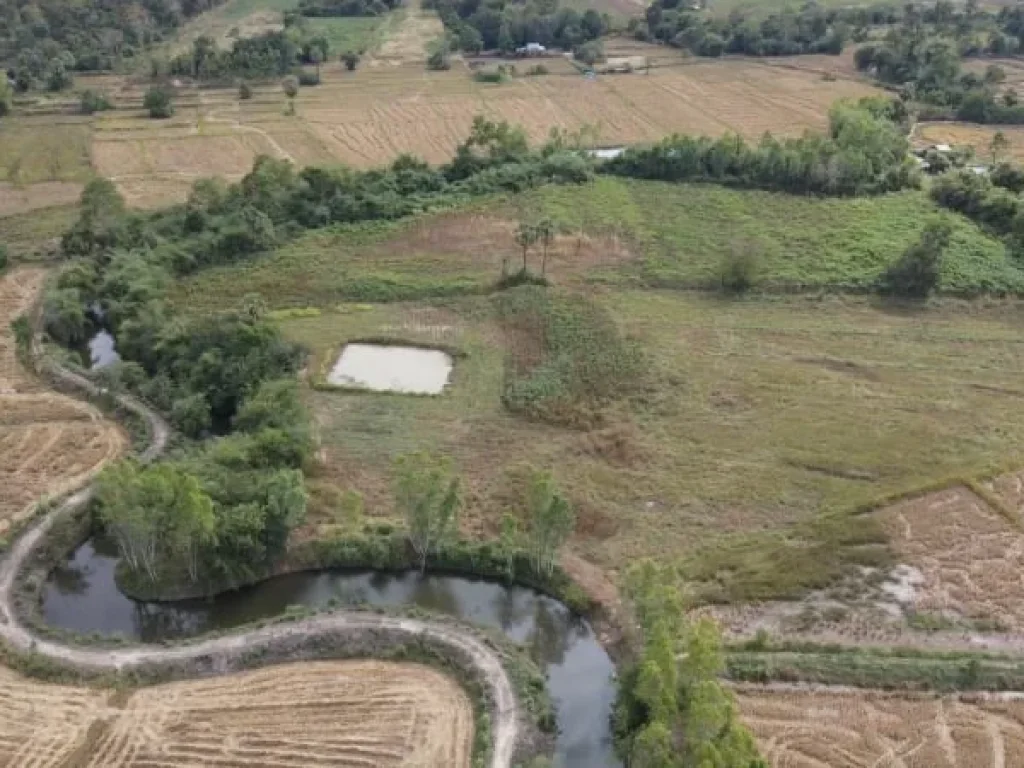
left=80, top=89, right=112, bottom=115
left=143, top=85, right=174, bottom=119
left=495, top=287, right=644, bottom=427
left=719, top=240, right=760, bottom=294
left=239, top=81, right=253, bottom=99
left=341, top=51, right=360, bottom=71
left=878, top=219, right=952, bottom=298
left=297, top=71, right=320, bottom=86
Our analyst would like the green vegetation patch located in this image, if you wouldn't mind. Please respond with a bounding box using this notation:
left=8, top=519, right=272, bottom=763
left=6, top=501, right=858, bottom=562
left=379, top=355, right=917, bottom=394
left=0, top=122, right=93, bottom=184
left=304, top=14, right=395, bottom=53
left=530, top=177, right=1021, bottom=295
left=0, top=204, right=79, bottom=259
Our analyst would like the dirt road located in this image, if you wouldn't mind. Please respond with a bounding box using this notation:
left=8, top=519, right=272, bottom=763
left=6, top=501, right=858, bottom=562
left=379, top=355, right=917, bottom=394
left=0, top=349, right=522, bottom=768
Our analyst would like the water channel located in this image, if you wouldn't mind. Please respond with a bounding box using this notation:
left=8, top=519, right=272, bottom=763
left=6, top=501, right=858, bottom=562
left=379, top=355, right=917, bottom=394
left=43, top=536, right=620, bottom=767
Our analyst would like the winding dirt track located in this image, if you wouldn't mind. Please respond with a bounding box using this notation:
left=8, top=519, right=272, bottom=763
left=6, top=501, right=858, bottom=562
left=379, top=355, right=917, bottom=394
left=0, top=357, right=521, bottom=768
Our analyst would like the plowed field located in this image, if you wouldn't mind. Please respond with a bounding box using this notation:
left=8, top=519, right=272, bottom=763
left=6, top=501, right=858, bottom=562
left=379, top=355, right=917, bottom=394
left=0, top=661, right=473, bottom=767
left=0, top=268, right=126, bottom=531
left=736, top=687, right=1024, bottom=767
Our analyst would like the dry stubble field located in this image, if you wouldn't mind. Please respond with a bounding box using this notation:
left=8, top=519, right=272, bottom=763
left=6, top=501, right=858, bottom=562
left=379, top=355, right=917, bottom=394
left=0, top=268, right=126, bottom=533
left=735, top=687, right=1024, bottom=768
left=0, top=48, right=879, bottom=212
left=0, top=661, right=473, bottom=767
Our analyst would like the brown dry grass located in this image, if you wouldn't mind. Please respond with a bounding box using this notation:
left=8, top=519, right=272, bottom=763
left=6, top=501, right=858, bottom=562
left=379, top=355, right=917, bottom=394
left=879, top=482, right=1024, bottom=632
left=0, top=661, right=473, bottom=767
left=48, top=55, right=880, bottom=207
left=915, top=121, right=1024, bottom=163
left=736, top=687, right=1024, bottom=768
left=0, top=268, right=126, bottom=532
left=0, top=182, right=83, bottom=219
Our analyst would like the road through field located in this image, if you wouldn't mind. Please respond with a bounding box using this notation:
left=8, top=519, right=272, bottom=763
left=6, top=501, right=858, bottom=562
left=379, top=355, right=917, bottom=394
left=0, top=331, right=521, bottom=768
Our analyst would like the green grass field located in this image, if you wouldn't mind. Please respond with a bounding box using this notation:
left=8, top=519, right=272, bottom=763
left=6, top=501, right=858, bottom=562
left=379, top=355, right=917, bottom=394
left=274, top=290, right=1024, bottom=602
left=0, top=123, right=93, bottom=185
left=173, top=178, right=1023, bottom=313
left=305, top=14, right=401, bottom=55
left=165, top=177, right=1024, bottom=601
left=0, top=205, right=79, bottom=259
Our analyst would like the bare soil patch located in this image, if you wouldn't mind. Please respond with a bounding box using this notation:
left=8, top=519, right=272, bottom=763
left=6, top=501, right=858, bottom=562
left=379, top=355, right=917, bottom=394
left=0, top=661, right=473, bottom=767
left=736, top=686, right=1024, bottom=768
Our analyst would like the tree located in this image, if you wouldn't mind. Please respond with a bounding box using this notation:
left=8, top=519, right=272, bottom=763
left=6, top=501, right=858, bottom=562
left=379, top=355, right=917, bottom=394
left=341, top=51, right=361, bottom=70
left=879, top=219, right=952, bottom=298
left=144, top=85, right=174, bottom=118
left=46, top=61, right=72, bottom=91
left=536, top=217, right=555, bottom=276
left=458, top=26, right=483, bottom=54
left=514, top=220, right=538, bottom=272
left=96, top=460, right=215, bottom=583
left=990, top=131, right=1009, bottom=165
left=0, top=79, right=11, bottom=117
left=616, top=560, right=766, bottom=768
left=80, top=89, right=112, bottom=114
left=309, top=46, right=324, bottom=79
left=393, top=452, right=461, bottom=571
left=427, top=39, right=451, bottom=70
left=524, top=469, right=574, bottom=576
left=719, top=239, right=760, bottom=294
left=282, top=75, right=299, bottom=114
left=239, top=81, right=253, bottom=99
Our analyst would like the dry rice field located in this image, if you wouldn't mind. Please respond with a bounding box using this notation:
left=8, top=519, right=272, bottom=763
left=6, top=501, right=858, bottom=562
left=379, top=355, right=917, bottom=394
left=0, top=660, right=473, bottom=767
left=736, top=687, right=1024, bottom=768
left=0, top=268, right=126, bottom=532
left=70, top=55, right=878, bottom=207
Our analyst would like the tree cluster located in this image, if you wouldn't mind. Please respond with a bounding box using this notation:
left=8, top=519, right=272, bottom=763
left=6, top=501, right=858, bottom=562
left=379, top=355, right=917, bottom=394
left=424, top=0, right=608, bottom=54
left=931, top=168, right=1024, bottom=254
left=0, top=0, right=226, bottom=92
left=606, top=97, right=919, bottom=197
left=96, top=377, right=311, bottom=586
left=166, top=26, right=329, bottom=81
left=297, top=0, right=401, bottom=18
left=615, top=561, right=766, bottom=768
left=635, top=1, right=866, bottom=57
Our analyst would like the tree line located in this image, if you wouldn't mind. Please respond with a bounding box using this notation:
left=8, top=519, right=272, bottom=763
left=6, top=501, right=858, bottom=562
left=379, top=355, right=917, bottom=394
left=605, top=97, right=919, bottom=197
left=296, top=0, right=401, bottom=18
left=424, top=0, right=608, bottom=55
left=0, top=0, right=227, bottom=92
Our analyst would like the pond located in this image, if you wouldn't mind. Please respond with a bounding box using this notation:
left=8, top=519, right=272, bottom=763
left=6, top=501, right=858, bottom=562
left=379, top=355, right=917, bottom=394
left=327, top=343, right=453, bottom=394
left=43, top=537, right=620, bottom=767
left=86, top=330, right=119, bottom=369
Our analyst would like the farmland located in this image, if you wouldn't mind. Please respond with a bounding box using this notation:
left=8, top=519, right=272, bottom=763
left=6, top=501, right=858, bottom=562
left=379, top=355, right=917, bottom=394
left=0, top=661, right=473, bottom=767
left=735, top=687, right=1024, bottom=768
left=0, top=50, right=878, bottom=212
left=0, top=269, right=126, bottom=533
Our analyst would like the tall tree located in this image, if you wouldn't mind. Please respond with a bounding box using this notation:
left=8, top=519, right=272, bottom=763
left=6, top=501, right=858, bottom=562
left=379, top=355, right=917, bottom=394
left=524, top=468, right=574, bottom=576
left=393, top=452, right=461, bottom=571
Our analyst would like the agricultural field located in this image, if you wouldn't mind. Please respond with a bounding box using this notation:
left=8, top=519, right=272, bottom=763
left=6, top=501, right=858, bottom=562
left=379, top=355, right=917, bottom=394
left=915, top=121, right=1024, bottom=164
left=170, top=211, right=1024, bottom=596
left=0, top=52, right=877, bottom=209
left=736, top=687, right=1024, bottom=767
left=0, top=661, right=473, bottom=767
left=0, top=269, right=126, bottom=533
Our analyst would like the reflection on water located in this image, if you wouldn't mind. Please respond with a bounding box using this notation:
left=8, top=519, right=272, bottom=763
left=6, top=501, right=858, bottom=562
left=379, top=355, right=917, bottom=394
left=87, top=330, right=119, bottom=369
left=43, top=539, right=620, bottom=767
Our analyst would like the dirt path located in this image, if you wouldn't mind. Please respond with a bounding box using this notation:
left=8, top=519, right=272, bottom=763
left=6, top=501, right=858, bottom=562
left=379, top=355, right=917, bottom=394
left=0, top=351, right=521, bottom=768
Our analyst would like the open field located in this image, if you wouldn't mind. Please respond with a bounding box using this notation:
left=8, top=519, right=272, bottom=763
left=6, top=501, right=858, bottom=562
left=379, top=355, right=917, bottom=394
left=0, top=205, right=80, bottom=260
left=199, top=283, right=1024, bottom=600
left=171, top=178, right=1021, bottom=308
left=47, top=54, right=879, bottom=206
left=0, top=269, right=126, bottom=533
left=915, top=120, right=1024, bottom=164
left=0, top=661, right=473, bottom=767
left=736, top=687, right=1024, bottom=767
left=0, top=122, right=93, bottom=185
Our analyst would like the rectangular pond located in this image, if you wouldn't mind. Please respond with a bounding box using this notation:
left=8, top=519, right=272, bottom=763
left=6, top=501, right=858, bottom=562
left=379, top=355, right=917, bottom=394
left=327, top=343, right=453, bottom=395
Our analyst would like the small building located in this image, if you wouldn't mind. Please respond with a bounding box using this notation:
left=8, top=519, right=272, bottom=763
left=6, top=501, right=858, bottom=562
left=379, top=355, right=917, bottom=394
left=515, top=42, right=547, bottom=56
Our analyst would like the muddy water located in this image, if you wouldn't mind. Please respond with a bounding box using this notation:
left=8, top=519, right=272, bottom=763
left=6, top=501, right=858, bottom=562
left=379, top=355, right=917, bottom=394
left=43, top=537, right=619, bottom=767
left=327, top=343, right=453, bottom=394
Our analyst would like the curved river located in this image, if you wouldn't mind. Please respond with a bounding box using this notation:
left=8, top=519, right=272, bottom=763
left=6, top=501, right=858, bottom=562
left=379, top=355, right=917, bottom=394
left=43, top=537, right=620, bottom=767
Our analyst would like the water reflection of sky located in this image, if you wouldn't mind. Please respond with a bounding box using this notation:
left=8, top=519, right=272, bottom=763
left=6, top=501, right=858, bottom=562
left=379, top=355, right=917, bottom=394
left=44, top=540, right=620, bottom=767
